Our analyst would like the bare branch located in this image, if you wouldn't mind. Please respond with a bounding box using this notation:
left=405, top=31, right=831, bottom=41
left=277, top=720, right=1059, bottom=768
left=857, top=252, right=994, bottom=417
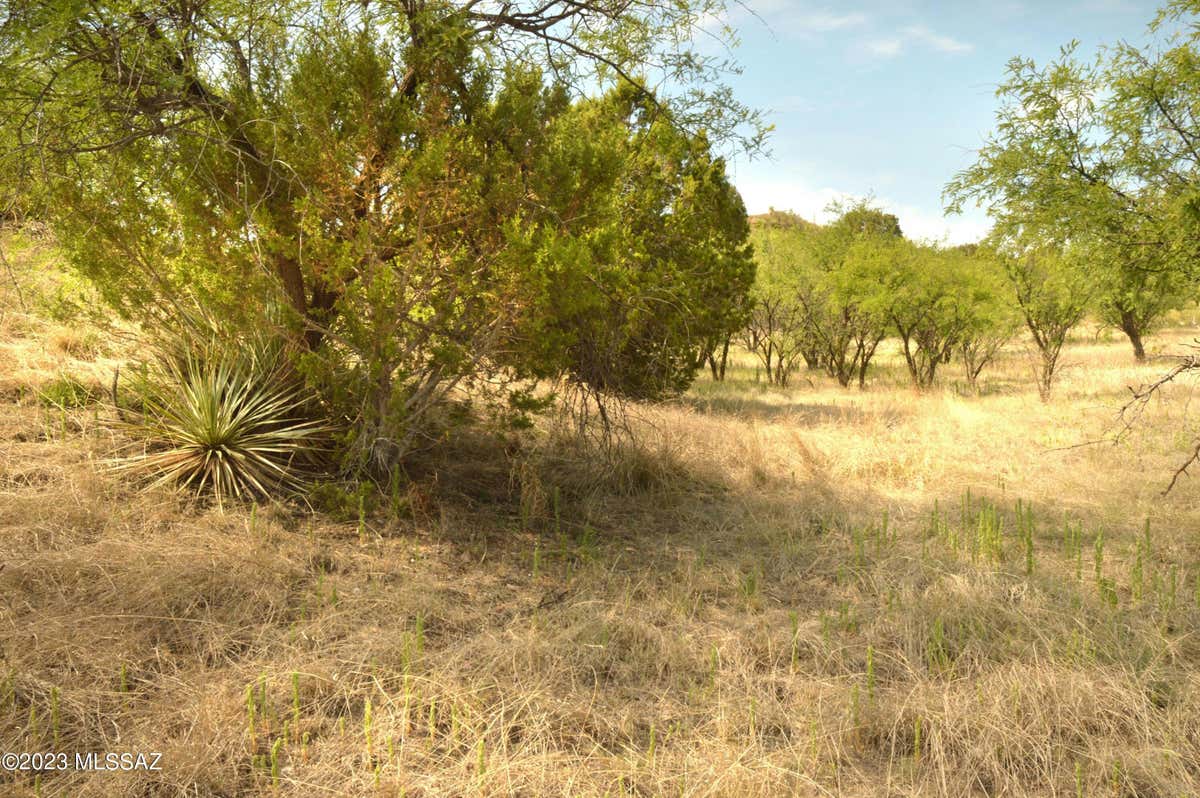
left=1116, top=343, right=1200, bottom=494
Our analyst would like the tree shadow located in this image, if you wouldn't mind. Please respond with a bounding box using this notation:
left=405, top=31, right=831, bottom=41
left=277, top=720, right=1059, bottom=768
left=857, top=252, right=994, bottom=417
left=678, top=393, right=883, bottom=426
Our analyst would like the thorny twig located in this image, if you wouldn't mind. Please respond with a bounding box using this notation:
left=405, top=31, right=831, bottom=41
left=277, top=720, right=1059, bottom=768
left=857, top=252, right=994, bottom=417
left=1117, top=342, right=1200, bottom=494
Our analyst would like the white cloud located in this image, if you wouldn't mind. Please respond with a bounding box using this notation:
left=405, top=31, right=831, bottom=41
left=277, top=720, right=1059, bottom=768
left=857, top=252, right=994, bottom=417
left=856, top=24, right=973, bottom=58
left=711, top=3, right=869, bottom=38
left=900, top=25, right=974, bottom=54
left=734, top=174, right=990, bottom=246
left=864, top=37, right=904, bottom=57
left=705, top=4, right=971, bottom=59
left=735, top=175, right=848, bottom=224
left=791, top=11, right=869, bottom=32
left=887, top=201, right=991, bottom=245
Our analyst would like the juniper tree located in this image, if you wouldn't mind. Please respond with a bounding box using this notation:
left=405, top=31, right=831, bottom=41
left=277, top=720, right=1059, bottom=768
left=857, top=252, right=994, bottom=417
left=0, top=0, right=761, bottom=470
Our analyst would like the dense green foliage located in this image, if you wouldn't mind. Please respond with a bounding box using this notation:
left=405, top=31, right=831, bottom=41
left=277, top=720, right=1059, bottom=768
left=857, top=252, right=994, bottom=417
left=865, top=242, right=1013, bottom=389
left=745, top=205, right=1015, bottom=391
left=0, top=0, right=758, bottom=477
left=501, top=94, right=754, bottom=403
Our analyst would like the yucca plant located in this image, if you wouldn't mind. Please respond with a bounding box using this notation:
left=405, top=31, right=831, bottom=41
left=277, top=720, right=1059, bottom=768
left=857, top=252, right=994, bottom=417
left=112, top=313, right=329, bottom=502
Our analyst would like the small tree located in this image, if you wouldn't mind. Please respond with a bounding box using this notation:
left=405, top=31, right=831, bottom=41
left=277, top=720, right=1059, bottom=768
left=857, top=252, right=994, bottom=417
left=740, top=294, right=812, bottom=386
left=959, top=328, right=1011, bottom=390
left=702, top=334, right=734, bottom=382
left=1088, top=208, right=1190, bottom=360
left=805, top=203, right=897, bottom=389
left=850, top=240, right=972, bottom=390
left=744, top=213, right=821, bottom=386
left=955, top=247, right=1021, bottom=391
left=806, top=278, right=886, bottom=389
left=1000, top=242, right=1092, bottom=400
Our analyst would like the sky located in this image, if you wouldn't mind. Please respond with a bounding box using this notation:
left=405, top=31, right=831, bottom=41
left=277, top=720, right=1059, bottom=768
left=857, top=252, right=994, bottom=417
left=712, top=0, right=1168, bottom=244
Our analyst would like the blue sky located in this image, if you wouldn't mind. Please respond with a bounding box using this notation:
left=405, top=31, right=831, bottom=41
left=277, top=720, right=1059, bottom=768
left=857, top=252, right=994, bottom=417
left=715, top=0, right=1166, bottom=243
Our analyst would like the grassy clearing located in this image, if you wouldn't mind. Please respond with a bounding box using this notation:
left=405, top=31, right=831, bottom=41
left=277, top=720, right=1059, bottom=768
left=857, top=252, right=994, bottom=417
left=2, top=240, right=1199, bottom=796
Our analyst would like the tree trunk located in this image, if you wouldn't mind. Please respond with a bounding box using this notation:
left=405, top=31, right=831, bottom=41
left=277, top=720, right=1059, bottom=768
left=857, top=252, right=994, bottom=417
left=899, top=331, right=920, bottom=388
left=1118, top=308, right=1147, bottom=362
left=275, top=253, right=307, bottom=320
left=707, top=337, right=730, bottom=381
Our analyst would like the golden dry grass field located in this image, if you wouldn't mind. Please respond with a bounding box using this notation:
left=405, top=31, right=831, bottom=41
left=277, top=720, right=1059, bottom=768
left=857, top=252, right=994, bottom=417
left=2, top=231, right=1200, bottom=796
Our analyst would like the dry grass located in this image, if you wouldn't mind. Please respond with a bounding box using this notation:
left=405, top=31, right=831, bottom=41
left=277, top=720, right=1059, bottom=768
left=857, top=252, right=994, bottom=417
left=2, top=236, right=1200, bottom=796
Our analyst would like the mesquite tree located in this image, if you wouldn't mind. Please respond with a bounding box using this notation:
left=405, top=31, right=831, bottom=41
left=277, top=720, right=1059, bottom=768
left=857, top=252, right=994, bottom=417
left=858, top=241, right=966, bottom=390
left=955, top=247, right=1021, bottom=391
left=743, top=212, right=821, bottom=386
left=1001, top=242, right=1093, bottom=400
left=744, top=204, right=1017, bottom=392
left=945, top=18, right=1200, bottom=362
left=804, top=204, right=897, bottom=389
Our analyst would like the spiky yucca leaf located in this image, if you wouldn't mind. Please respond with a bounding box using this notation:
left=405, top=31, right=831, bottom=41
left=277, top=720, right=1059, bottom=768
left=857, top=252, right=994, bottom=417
left=113, top=328, right=328, bottom=502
